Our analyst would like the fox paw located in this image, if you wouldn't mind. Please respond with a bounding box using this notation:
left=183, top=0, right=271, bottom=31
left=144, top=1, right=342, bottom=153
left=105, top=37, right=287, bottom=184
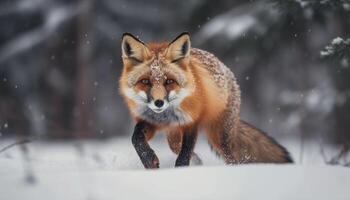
left=175, top=158, right=190, bottom=167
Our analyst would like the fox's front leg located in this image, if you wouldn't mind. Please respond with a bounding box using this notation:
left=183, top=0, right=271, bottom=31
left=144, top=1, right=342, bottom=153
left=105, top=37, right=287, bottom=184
left=132, top=121, right=159, bottom=169
left=175, top=127, right=198, bottom=167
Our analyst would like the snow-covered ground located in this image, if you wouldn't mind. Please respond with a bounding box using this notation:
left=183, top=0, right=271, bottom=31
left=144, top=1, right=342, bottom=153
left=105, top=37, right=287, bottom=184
left=0, top=134, right=349, bottom=200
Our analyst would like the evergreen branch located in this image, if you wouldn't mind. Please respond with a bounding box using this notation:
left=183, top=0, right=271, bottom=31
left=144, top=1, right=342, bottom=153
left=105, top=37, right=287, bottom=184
left=271, top=0, right=350, bottom=16
left=321, top=37, right=350, bottom=60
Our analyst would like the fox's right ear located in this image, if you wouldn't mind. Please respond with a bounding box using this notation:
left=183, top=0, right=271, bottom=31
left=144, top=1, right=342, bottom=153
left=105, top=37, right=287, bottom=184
left=121, top=33, right=150, bottom=62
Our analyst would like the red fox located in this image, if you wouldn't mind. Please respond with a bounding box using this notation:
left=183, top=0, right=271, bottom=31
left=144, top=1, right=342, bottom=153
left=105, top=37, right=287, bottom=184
left=119, top=32, right=292, bottom=168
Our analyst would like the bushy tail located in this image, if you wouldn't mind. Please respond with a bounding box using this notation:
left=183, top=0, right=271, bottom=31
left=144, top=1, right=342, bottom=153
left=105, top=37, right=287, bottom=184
left=208, top=120, right=293, bottom=164
left=237, top=120, right=293, bottom=163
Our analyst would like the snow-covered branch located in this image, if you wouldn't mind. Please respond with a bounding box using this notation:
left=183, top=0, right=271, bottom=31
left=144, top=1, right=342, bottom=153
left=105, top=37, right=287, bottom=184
left=195, top=2, right=278, bottom=44
left=321, top=37, right=350, bottom=59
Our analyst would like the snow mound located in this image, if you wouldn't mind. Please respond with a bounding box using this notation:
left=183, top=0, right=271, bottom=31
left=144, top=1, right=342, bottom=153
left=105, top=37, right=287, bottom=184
left=0, top=137, right=349, bottom=200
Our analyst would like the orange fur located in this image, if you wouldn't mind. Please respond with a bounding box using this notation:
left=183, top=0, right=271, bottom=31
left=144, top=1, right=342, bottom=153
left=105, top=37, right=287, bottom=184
left=119, top=33, right=292, bottom=165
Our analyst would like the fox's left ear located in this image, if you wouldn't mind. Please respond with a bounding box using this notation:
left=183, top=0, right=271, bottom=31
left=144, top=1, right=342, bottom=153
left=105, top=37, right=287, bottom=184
left=166, top=32, right=191, bottom=62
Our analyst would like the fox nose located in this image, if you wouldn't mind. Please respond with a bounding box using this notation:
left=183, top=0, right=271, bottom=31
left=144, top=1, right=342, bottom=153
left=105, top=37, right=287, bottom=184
left=154, top=99, right=164, bottom=108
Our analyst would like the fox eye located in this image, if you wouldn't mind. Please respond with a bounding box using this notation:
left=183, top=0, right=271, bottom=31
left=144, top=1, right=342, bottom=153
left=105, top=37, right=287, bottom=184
left=165, top=79, right=175, bottom=85
left=140, top=79, right=150, bottom=85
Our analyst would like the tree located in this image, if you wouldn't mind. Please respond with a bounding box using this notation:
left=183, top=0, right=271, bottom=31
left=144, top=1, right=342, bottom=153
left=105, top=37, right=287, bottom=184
left=321, top=37, right=350, bottom=144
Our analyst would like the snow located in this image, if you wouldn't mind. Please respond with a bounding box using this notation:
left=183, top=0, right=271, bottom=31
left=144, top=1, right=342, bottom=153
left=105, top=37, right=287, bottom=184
left=344, top=3, right=350, bottom=10
left=196, top=2, right=278, bottom=43
left=199, top=13, right=257, bottom=41
left=320, top=49, right=332, bottom=57
left=1, top=164, right=349, bottom=200
left=320, top=37, right=349, bottom=58
left=332, top=37, right=344, bottom=45
left=0, top=136, right=349, bottom=200
left=295, top=0, right=309, bottom=8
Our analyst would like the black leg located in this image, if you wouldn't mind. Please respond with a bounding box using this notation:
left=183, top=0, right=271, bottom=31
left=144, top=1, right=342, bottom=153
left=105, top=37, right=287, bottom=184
left=132, top=121, right=159, bottom=169
left=175, top=127, right=198, bottom=167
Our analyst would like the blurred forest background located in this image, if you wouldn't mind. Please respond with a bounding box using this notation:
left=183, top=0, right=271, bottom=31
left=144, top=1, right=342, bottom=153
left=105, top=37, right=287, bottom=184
left=0, top=0, right=349, bottom=149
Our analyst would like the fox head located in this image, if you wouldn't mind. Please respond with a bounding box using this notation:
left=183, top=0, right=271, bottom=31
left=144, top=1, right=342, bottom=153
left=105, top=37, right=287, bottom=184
left=119, top=32, right=195, bottom=125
